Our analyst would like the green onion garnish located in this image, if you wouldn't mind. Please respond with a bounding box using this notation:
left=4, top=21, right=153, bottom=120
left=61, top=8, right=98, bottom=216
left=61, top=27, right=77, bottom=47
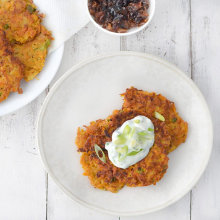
left=40, top=39, right=51, bottom=51
left=134, top=119, right=140, bottom=124
left=116, top=145, right=128, bottom=161
left=114, top=134, right=126, bottom=145
left=118, top=153, right=127, bottom=162
left=154, top=111, right=165, bottom=122
left=131, top=140, right=136, bottom=147
left=138, top=131, right=153, bottom=142
left=4, top=24, right=9, bottom=29
left=137, top=131, right=147, bottom=142
left=116, top=145, right=128, bottom=154
left=94, top=144, right=106, bottom=163
left=148, top=128, right=154, bottom=132
left=137, top=167, right=144, bottom=173
left=27, top=5, right=36, bottom=13
left=110, top=177, right=116, bottom=182
left=138, top=131, right=148, bottom=136
left=123, top=125, right=131, bottom=135
left=127, top=149, right=143, bottom=156
left=172, top=117, right=177, bottom=123
left=44, top=39, right=51, bottom=49
left=128, top=127, right=136, bottom=138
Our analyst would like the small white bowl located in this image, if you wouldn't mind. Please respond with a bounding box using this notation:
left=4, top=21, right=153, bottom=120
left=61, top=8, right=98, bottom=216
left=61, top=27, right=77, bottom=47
left=86, top=0, right=155, bottom=36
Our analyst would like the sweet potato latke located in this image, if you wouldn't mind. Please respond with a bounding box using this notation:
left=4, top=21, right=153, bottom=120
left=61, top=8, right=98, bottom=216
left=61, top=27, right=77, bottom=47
left=13, top=26, right=52, bottom=81
left=0, top=29, right=23, bottom=102
left=0, top=0, right=52, bottom=102
left=0, top=0, right=41, bottom=44
left=75, top=88, right=188, bottom=193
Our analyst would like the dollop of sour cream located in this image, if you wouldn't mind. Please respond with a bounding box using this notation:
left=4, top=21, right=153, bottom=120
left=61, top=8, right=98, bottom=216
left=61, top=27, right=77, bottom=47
left=105, top=115, right=155, bottom=169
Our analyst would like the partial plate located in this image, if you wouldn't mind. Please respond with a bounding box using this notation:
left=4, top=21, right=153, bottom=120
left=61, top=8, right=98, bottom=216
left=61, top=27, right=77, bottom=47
left=0, top=45, right=64, bottom=117
left=37, top=52, right=213, bottom=216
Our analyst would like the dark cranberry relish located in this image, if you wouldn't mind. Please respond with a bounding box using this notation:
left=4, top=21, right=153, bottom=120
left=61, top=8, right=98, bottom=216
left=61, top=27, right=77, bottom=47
left=88, top=0, right=150, bottom=33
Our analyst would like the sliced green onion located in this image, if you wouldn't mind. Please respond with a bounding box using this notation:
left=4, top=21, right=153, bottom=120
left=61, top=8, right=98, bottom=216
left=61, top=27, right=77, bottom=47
left=131, top=140, right=136, bottom=148
left=4, top=24, right=9, bottom=29
left=148, top=128, right=154, bottom=132
left=116, top=145, right=128, bottom=154
left=118, top=153, right=127, bottom=162
left=94, top=144, right=106, bottom=163
left=154, top=111, right=165, bottom=122
left=44, top=39, right=51, bottom=48
left=128, top=127, right=136, bottom=138
left=138, top=131, right=148, bottom=136
left=145, top=136, right=154, bottom=140
left=127, top=149, right=143, bottom=156
left=116, top=145, right=128, bottom=162
left=27, top=5, right=36, bottom=13
left=110, top=177, right=116, bottom=182
left=114, top=134, right=126, bottom=145
left=134, top=119, right=140, bottom=124
left=123, top=125, right=131, bottom=135
left=137, top=167, right=144, bottom=173
left=172, top=117, right=177, bottom=123
left=40, top=39, right=51, bottom=51
left=138, top=131, right=154, bottom=142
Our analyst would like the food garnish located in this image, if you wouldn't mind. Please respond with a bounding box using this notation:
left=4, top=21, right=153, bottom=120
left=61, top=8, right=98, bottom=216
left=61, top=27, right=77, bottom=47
left=105, top=115, right=155, bottom=169
left=154, top=111, right=165, bottom=122
left=94, top=144, right=106, bottom=163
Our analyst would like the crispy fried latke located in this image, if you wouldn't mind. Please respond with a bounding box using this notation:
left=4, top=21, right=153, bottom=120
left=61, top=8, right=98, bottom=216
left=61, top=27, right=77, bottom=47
left=0, top=0, right=52, bottom=103
left=0, top=0, right=41, bottom=44
left=13, top=26, right=52, bottom=81
left=122, top=87, right=188, bottom=152
left=76, top=109, right=171, bottom=193
left=0, top=29, right=23, bottom=102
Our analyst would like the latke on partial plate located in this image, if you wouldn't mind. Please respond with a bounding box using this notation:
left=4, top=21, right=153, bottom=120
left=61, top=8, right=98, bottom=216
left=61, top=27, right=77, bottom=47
left=0, top=29, right=23, bottom=102
left=0, top=0, right=41, bottom=44
left=13, top=26, right=52, bottom=81
left=0, top=0, right=52, bottom=102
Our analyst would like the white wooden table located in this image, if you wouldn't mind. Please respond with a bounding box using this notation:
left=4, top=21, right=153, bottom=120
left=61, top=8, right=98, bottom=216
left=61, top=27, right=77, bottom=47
left=0, top=1, right=219, bottom=219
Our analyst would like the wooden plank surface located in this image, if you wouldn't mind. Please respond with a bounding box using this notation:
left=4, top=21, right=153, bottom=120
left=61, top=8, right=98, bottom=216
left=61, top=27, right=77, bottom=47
left=121, top=0, right=191, bottom=76
left=0, top=0, right=219, bottom=219
left=190, top=0, right=220, bottom=219
left=0, top=95, right=47, bottom=220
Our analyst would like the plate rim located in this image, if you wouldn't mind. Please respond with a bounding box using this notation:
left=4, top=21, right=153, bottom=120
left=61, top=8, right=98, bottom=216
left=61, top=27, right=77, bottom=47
left=37, top=51, right=213, bottom=216
left=0, top=44, right=64, bottom=117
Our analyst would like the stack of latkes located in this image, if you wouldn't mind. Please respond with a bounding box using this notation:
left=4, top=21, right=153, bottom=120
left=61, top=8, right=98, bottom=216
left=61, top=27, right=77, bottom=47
left=0, top=0, right=52, bottom=102
left=76, top=87, right=188, bottom=193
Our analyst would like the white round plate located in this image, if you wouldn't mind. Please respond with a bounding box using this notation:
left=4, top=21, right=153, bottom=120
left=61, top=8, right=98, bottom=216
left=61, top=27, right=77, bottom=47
left=37, top=52, right=213, bottom=216
left=0, top=45, right=64, bottom=117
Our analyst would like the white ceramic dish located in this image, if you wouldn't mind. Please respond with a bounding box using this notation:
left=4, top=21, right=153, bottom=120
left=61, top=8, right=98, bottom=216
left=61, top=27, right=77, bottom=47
left=37, top=52, right=213, bottom=216
left=86, top=0, right=155, bottom=36
left=0, top=45, right=64, bottom=117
